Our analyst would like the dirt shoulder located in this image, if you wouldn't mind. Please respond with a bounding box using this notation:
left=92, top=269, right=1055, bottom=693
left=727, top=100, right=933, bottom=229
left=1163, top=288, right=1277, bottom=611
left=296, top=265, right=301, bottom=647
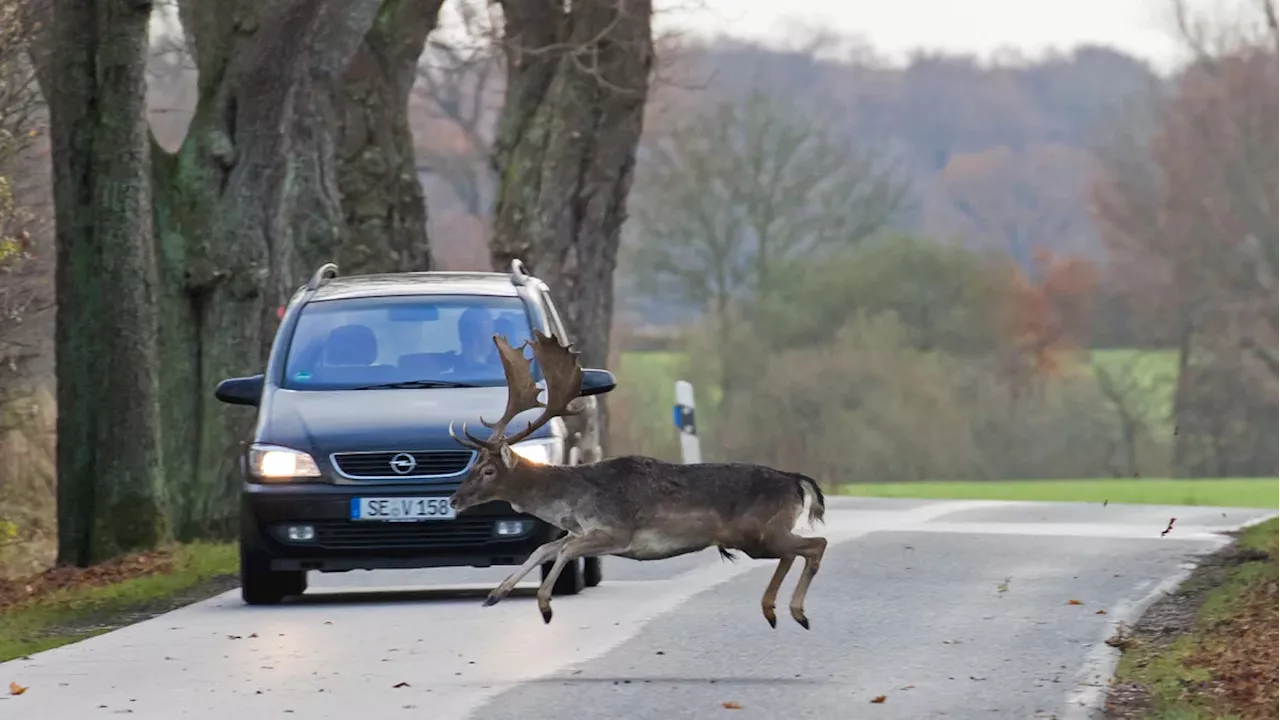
left=0, top=543, right=237, bottom=664
left=1105, top=518, right=1278, bottom=720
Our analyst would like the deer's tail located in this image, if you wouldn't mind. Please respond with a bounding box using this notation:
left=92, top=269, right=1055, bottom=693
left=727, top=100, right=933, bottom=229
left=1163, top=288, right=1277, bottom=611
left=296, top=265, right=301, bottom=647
left=795, top=475, right=826, bottom=527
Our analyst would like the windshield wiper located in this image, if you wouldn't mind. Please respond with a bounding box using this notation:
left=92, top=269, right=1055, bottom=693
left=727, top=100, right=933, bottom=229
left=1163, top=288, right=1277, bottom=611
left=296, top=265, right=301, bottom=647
left=353, top=380, right=481, bottom=390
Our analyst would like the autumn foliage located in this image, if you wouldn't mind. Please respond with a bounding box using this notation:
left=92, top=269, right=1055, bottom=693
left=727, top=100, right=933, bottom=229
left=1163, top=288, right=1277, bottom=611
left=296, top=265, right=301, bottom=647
left=997, top=248, right=1099, bottom=377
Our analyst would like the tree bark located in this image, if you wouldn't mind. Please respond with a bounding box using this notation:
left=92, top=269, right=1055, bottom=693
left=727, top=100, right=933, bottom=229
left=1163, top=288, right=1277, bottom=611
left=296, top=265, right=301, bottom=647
left=150, top=0, right=383, bottom=538
left=46, top=0, right=167, bottom=565
left=335, top=0, right=443, bottom=274
left=41, top=0, right=439, bottom=548
left=159, top=0, right=446, bottom=538
left=490, top=1, right=653, bottom=454
left=490, top=0, right=653, bottom=373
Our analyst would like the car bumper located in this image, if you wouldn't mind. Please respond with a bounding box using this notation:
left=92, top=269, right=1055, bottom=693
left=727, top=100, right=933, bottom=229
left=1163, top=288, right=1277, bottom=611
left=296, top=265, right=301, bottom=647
left=243, top=482, right=555, bottom=572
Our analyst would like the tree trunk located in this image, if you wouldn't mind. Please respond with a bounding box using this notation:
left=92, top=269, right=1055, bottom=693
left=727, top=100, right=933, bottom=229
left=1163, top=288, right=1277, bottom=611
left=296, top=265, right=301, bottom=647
left=335, top=0, right=443, bottom=274
left=490, top=0, right=653, bottom=454
left=45, top=0, right=167, bottom=565
left=490, top=0, right=653, bottom=368
left=158, top=0, right=440, bottom=539
left=41, top=0, right=438, bottom=549
left=1170, top=312, right=1194, bottom=478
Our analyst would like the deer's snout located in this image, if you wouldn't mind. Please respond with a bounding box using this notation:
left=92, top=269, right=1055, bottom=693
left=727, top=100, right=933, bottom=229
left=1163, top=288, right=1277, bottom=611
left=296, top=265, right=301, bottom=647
left=449, top=491, right=473, bottom=512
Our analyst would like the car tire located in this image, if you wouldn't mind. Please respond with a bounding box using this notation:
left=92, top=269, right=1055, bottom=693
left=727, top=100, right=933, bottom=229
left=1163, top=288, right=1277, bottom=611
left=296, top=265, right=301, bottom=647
left=240, top=517, right=307, bottom=605
left=543, top=557, right=585, bottom=596
left=583, top=556, right=603, bottom=587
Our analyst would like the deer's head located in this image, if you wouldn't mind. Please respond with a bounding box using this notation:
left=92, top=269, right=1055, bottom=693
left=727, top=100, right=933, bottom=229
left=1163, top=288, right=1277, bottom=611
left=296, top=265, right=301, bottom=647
left=448, top=329, right=585, bottom=513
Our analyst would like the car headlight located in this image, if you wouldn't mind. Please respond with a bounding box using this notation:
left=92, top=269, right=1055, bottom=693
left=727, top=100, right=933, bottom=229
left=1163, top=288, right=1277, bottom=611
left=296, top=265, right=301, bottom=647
left=510, top=438, right=563, bottom=465
left=248, top=444, right=322, bottom=480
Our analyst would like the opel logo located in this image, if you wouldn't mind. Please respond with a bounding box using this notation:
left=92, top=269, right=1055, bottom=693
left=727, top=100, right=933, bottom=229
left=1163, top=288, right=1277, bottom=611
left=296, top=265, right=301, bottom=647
left=389, top=453, right=417, bottom=475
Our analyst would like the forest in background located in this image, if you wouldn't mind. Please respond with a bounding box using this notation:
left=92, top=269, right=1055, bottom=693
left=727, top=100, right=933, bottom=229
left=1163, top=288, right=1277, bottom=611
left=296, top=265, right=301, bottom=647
left=1, top=0, right=1276, bottom=577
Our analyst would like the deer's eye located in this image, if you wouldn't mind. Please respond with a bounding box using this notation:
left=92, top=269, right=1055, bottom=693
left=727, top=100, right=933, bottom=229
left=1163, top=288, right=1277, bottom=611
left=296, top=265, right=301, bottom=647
left=481, top=465, right=497, bottom=478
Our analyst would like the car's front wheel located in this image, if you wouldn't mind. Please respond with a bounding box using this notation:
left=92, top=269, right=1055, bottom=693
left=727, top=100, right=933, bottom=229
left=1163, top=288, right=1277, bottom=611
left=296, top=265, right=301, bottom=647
left=240, top=517, right=307, bottom=605
left=583, top=556, right=603, bottom=587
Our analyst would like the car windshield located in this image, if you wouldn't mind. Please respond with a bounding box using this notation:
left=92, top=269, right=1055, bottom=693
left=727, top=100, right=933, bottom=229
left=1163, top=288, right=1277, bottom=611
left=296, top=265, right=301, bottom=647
left=282, top=294, right=537, bottom=390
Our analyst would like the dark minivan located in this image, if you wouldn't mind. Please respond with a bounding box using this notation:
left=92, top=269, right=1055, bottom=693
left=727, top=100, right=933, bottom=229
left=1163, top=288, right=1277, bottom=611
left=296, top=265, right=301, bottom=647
left=214, top=261, right=616, bottom=604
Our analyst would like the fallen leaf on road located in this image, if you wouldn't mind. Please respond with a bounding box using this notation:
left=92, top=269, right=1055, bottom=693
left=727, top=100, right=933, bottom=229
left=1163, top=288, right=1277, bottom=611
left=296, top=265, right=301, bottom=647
left=1102, top=499, right=1108, bottom=507
left=996, top=577, right=1011, bottom=593
left=1161, top=518, right=1177, bottom=537
left=248, top=633, right=258, bottom=639
left=721, top=701, right=743, bottom=710
left=227, top=635, right=242, bottom=640
left=870, top=695, right=887, bottom=704
left=1067, top=599, right=1083, bottom=606
left=9, top=681, right=27, bottom=695
left=899, top=685, right=915, bottom=691
left=393, top=682, right=410, bottom=688
left=1095, top=610, right=1108, bottom=615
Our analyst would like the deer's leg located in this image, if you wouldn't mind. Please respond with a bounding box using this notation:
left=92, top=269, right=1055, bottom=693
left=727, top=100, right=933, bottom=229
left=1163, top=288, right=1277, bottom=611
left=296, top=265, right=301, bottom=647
left=788, top=536, right=828, bottom=630
left=483, top=535, right=571, bottom=607
left=761, top=555, right=796, bottom=629
left=536, top=531, right=629, bottom=624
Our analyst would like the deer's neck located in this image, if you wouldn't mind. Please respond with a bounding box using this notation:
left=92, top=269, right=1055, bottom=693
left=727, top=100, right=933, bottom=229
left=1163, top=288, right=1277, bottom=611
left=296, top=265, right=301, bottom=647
left=501, top=463, right=583, bottom=532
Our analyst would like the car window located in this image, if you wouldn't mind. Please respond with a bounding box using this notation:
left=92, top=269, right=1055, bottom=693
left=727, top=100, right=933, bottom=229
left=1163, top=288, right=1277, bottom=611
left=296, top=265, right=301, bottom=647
left=281, top=294, right=536, bottom=390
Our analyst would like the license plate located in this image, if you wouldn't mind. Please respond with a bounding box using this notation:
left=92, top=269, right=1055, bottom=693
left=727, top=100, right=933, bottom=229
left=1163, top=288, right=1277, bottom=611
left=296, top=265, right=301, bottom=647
left=350, top=497, right=456, bottom=522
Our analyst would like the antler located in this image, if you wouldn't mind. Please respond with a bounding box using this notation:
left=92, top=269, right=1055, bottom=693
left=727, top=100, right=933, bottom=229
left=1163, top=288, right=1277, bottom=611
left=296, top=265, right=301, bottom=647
left=502, top=329, right=586, bottom=445
left=448, top=331, right=585, bottom=451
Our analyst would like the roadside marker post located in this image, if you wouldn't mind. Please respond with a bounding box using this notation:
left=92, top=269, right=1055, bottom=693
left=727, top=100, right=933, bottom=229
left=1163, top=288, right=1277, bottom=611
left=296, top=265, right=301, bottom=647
left=673, top=380, right=702, bottom=465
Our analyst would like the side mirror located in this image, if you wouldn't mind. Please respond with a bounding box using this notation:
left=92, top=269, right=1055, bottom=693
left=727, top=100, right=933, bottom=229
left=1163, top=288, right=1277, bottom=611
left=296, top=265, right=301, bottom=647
left=579, top=368, right=616, bottom=397
left=215, top=374, right=265, bottom=406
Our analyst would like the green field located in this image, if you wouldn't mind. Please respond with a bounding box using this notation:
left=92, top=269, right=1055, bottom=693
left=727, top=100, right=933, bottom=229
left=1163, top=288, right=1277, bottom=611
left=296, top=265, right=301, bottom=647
left=1086, top=347, right=1179, bottom=441
left=836, top=478, right=1278, bottom=508
left=614, top=347, right=1183, bottom=456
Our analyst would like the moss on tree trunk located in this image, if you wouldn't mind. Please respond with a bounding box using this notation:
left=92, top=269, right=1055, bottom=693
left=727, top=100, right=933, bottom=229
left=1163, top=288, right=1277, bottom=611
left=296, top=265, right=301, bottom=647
left=46, top=0, right=168, bottom=565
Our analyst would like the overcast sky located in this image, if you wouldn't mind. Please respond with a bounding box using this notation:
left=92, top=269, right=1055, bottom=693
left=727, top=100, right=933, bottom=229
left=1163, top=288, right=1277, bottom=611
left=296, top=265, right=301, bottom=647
left=650, top=0, right=1249, bottom=71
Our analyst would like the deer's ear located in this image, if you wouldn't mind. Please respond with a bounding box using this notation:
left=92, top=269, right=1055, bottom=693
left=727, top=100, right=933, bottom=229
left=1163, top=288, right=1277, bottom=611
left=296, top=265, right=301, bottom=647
left=499, top=444, right=516, bottom=469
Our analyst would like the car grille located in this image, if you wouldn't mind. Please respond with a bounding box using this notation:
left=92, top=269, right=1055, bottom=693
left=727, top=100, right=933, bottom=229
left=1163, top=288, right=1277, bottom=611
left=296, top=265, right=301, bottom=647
left=331, top=450, right=475, bottom=479
left=310, top=519, right=500, bottom=549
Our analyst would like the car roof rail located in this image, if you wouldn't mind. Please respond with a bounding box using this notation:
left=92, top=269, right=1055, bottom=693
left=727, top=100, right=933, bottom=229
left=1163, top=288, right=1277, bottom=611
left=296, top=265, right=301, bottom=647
left=509, top=258, right=531, bottom=287
left=306, top=263, right=339, bottom=291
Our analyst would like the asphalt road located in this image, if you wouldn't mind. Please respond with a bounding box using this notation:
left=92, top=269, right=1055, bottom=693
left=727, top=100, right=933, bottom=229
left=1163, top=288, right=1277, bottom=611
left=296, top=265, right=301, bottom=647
left=2, top=498, right=1272, bottom=720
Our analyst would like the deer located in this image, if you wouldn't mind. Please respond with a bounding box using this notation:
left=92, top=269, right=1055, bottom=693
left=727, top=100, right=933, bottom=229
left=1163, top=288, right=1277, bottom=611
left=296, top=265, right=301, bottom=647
left=447, top=329, right=828, bottom=628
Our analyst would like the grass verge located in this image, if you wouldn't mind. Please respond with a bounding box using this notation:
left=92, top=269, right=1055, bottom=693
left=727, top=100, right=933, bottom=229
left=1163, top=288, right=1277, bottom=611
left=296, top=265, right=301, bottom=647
left=0, top=542, right=237, bottom=663
left=1105, top=518, right=1278, bottom=719
left=836, top=478, right=1277, bottom=508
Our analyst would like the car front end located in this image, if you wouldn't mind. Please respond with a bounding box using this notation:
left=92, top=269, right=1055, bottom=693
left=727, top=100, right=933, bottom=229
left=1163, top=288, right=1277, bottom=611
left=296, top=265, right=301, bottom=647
left=240, top=431, right=565, bottom=574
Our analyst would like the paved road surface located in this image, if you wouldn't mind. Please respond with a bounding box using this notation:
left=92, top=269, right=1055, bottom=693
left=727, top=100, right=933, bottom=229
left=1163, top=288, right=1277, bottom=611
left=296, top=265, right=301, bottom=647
left=2, top=498, right=1272, bottom=720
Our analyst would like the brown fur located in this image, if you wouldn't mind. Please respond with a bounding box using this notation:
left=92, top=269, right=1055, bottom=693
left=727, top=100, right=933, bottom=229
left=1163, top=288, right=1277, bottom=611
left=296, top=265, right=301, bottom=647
left=447, top=330, right=828, bottom=627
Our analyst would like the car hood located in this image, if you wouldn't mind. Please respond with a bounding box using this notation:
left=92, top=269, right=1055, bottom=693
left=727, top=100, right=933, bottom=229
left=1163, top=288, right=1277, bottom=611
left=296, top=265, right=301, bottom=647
left=258, top=386, right=552, bottom=455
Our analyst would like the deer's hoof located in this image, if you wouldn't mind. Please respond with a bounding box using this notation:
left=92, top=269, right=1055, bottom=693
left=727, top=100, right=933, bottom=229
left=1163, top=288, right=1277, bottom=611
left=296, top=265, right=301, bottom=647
left=541, top=607, right=553, bottom=624
left=762, top=608, right=777, bottom=629
left=792, top=611, right=810, bottom=630
left=482, top=593, right=501, bottom=607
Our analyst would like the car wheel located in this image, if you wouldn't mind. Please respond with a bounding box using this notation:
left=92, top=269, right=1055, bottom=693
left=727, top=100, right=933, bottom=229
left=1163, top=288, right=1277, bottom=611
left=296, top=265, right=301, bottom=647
left=543, top=557, right=585, bottom=596
left=583, top=556, right=603, bottom=587
left=240, top=517, right=307, bottom=606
